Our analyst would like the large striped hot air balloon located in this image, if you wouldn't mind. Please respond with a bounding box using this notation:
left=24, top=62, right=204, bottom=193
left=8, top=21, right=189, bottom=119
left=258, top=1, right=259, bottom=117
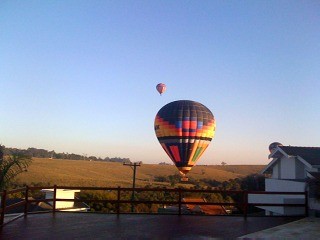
left=154, top=100, right=216, bottom=180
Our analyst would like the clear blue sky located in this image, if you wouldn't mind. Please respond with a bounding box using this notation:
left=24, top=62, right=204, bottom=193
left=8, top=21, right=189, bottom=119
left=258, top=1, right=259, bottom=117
left=1, top=1, right=319, bottom=165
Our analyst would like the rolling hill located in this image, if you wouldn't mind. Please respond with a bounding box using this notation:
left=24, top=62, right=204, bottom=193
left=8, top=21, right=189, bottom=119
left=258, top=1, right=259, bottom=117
left=14, top=158, right=265, bottom=187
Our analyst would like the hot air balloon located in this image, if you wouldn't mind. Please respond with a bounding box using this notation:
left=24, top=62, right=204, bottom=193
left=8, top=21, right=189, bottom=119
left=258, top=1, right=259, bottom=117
left=156, top=83, right=166, bottom=95
left=154, top=100, right=216, bottom=181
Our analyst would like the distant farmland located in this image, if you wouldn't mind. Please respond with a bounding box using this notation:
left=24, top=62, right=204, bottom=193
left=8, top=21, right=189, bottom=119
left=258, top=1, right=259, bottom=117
left=15, top=158, right=265, bottom=187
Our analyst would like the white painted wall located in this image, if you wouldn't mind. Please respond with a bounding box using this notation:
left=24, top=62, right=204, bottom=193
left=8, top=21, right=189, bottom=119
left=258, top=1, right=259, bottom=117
left=42, top=189, right=80, bottom=209
left=258, top=151, right=320, bottom=215
left=266, top=178, right=305, bottom=192
left=248, top=179, right=306, bottom=215
left=272, top=163, right=279, bottom=179
left=281, top=157, right=296, bottom=179
left=249, top=194, right=305, bottom=215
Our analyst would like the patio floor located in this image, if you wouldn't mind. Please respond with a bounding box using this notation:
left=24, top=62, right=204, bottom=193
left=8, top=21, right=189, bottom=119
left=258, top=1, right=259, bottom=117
left=0, top=213, right=302, bottom=239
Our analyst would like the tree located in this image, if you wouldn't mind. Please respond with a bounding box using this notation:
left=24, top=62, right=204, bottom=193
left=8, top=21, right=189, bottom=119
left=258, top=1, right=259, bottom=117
left=221, top=161, right=227, bottom=166
left=240, top=174, right=265, bottom=191
left=0, top=145, right=32, bottom=191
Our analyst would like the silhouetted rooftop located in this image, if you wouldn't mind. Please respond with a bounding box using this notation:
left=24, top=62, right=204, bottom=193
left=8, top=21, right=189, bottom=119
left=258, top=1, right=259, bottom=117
left=279, top=146, right=320, bottom=165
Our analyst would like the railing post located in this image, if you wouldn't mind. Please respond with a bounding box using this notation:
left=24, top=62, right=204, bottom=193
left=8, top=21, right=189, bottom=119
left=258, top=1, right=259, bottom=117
left=243, top=191, right=248, bottom=220
left=0, top=190, right=7, bottom=225
left=178, top=188, right=182, bottom=216
left=305, top=191, right=309, bottom=217
left=24, top=186, right=29, bottom=216
left=117, top=186, right=121, bottom=215
left=53, top=185, right=57, bottom=214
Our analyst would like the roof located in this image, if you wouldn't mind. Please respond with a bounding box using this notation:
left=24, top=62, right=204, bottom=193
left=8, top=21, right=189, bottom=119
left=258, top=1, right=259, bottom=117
left=262, top=145, right=320, bottom=174
left=279, top=146, right=320, bottom=165
left=5, top=197, right=51, bottom=214
left=182, top=198, right=227, bottom=215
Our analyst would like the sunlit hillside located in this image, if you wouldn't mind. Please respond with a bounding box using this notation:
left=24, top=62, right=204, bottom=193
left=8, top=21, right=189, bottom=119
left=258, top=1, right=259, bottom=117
left=15, top=158, right=265, bottom=187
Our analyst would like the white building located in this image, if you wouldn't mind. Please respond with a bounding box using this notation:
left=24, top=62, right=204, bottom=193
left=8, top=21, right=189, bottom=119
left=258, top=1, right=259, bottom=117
left=41, top=189, right=90, bottom=212
left=249, top=143, right=320, bottom=216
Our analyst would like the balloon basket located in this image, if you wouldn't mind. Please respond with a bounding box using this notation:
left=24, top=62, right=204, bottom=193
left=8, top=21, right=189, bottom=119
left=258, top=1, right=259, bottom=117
left=181, top=176, right=188, bottom=182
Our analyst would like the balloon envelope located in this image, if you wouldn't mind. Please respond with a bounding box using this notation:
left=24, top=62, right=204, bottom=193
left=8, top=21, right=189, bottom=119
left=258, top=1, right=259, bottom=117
left=156, top=83, right=166, bottom=95
left=154, top=100, right=216, bottom=175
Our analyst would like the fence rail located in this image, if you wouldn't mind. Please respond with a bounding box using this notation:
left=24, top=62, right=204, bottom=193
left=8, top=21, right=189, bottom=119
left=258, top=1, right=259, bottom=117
left=0, top=185, right=308, bottom=226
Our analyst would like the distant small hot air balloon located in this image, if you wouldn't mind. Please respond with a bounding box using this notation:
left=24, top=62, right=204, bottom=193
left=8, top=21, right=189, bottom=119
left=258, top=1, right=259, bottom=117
left=156, top=83, right=166, bottom=95
left=154, top=100, right=216, bottom=181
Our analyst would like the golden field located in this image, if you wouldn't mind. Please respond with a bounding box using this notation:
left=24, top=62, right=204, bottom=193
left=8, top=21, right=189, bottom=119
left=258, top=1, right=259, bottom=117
left=15, top=158, right=265, bottom=187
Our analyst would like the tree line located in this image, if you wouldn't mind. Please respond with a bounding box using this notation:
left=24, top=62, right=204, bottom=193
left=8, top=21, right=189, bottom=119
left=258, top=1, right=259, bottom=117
left=76, top=173, right=266, bottom=214
left=2, top=146, right=130, bottom=163
left=12, top=174, right=265, bottom=214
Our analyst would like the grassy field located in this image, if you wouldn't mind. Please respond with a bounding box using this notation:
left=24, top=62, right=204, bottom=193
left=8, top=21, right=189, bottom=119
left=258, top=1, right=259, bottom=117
left=15, top=158, right=265, bottom=188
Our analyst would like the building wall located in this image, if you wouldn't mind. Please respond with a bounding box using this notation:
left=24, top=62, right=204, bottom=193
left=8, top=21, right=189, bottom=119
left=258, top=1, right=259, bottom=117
left=44, top=190, right=77, bottom=209
left=55, top=191, right=76, bottom=208
left=309, top=198, right=320, bottom=212
left=249, top=179, right=306, bottom=216
left=280, top=156, right=296, bottom=179
left=260, top=151, right=320, bottom=215
left=266, top=178, right=305, bottom=192
left=271, top=156, right=310, bottom=180
left=272, top=162, right=280, bottom=179
left=249, top=193, right=305, bottom=215
left=295, top=159, right=306, bottom=179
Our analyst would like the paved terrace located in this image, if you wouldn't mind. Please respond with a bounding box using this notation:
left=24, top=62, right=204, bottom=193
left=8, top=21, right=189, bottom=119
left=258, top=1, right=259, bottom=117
left=0, top=213, right=304, bottom=239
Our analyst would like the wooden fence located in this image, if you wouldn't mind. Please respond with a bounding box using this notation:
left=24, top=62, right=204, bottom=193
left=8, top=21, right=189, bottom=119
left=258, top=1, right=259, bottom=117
left=0, top=185, right=308, bottom=225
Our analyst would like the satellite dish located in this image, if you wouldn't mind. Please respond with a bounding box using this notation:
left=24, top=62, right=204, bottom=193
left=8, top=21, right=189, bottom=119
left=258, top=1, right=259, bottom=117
left=269, top=142, right=283, bottom=153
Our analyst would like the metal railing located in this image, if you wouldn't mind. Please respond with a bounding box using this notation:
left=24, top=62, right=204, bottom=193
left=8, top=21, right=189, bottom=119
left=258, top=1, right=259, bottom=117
left=0, top=185, right=308, bottom=226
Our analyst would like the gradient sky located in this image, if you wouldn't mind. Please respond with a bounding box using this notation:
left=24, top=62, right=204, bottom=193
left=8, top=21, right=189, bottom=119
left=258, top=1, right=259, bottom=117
left=1, top=1, right=319, bottom=165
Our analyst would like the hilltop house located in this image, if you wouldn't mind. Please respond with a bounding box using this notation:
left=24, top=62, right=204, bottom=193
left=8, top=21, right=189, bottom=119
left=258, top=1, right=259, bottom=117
left=249, top=143, right=320, bottom=216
